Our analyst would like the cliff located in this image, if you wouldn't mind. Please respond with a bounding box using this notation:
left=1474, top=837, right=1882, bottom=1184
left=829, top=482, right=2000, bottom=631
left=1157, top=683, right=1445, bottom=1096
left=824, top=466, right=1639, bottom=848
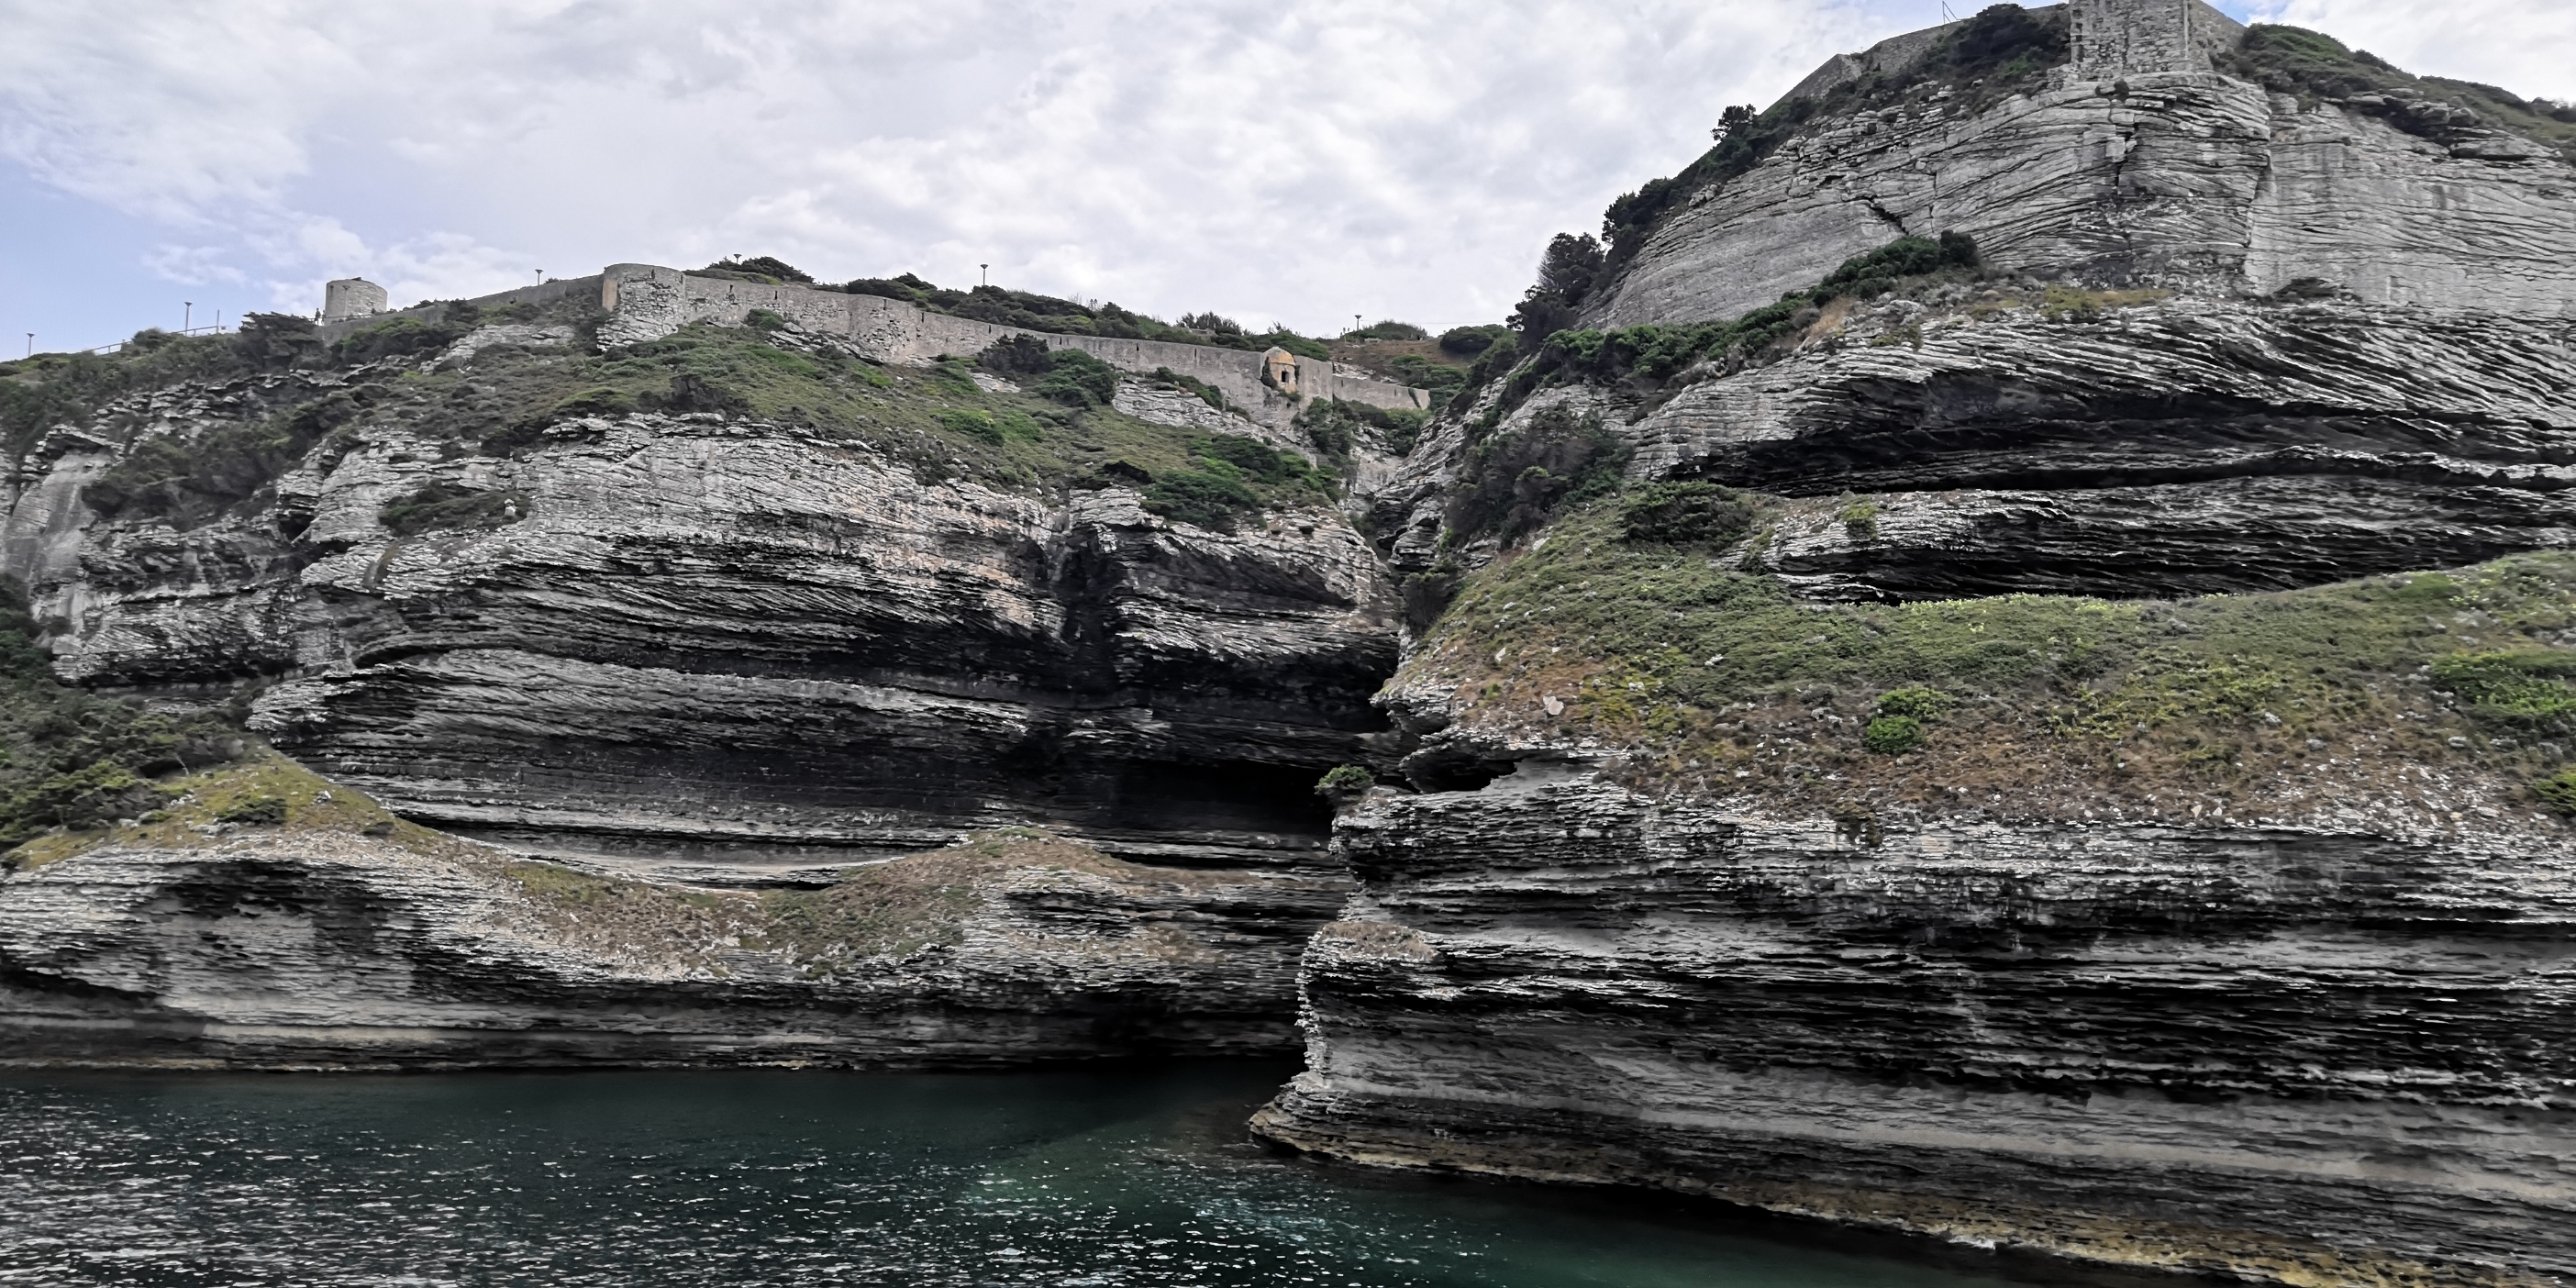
left=5, top=0, right=2576, bottom=1279
left=1256, top=2, right=2576, bottom=1283
left=0, top=294, right=1405, bottom=1065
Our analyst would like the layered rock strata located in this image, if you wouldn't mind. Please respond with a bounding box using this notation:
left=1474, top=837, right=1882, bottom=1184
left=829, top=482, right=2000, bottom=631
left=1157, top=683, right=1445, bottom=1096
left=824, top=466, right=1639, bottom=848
left=1638, top=294, right=2576, bottom=600
left=9, top=394, right=1397, bottom=875
left=0, top=783, right=1339, bottom=1069
left=1371, top=290, right=2576, bottom=603
left=1255, top=766, right=2576, bottom=1285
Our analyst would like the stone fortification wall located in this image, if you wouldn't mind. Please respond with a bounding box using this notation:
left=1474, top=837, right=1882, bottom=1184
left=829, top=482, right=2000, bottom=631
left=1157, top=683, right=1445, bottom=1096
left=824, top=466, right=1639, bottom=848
left=598, top=264, right=1428, bottom=431
left=1591, top=0, right=2575, bottom=327
left=314, top=274, right=605, bottom=344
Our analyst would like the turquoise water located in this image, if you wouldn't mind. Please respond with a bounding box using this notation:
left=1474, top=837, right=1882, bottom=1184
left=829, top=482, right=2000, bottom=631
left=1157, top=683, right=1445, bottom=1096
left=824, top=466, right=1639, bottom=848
left=0, top=1061, right=2030, bottom=1287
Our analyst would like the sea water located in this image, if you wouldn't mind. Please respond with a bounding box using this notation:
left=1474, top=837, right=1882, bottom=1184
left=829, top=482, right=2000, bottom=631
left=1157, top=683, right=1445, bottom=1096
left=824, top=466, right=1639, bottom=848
left=0, top=1061, right=2034, bottom=1287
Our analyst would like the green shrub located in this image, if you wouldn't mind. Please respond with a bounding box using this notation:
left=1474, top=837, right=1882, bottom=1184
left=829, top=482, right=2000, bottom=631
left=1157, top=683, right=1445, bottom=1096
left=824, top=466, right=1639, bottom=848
left=1875, top=686, right=1954, bottom=721
left=652, top=372, right=749, bottom=416
left=551, top=387, right=638, bottom=418
left=1860, top=687, right=1951, bottom=755
left=1620, top=482, right=1752, bottom=545
left=1138, top=432, right=1333, bottom=531
left=1297, top=398, right=1427, bottom=461
left=1315, top=764, right=1376, bottom=802
left=1438, top=325, right=1509, bottom=357
left=2428, top=651, right=2576, bottom=726
left=1032, top=349, right=1123, bottom=408
left=1861, top=716, right=1924, bottom=755
left=86, top=389, right=369, bottom=527
left=2537, top=768, right=2576, bottom=815
left=744, top=308, right=789, bottom=331
left=1345, top=320, right=1428, bottom=341
left=1840, top=498, right=1882, bottom=542
left=1517, top=233, right=1979, bottom=396
left=0, top=583, right=243, bottom=847
left=938, top=408, right=1042, bottom=446
left=698, top=256, right=812, bottom=284
left=1142, top=468, right=1261, bottom=532
left=216, top=793, right=287, bottom=825
left=1446, top=405, right=1628, bottom=547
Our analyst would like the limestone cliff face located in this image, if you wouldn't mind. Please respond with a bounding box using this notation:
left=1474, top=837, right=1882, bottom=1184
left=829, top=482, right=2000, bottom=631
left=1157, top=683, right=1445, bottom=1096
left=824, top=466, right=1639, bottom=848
left=1257, top=5, right=2576, bottom=1282
left=1252, top=766, right=2576, bottom=1284
left=1588, top=17, right=2576, bottom=326
left=0, top=785, right=1340, bottom=1068
left=1631, top=294, right=2576, bottom=600
left=0, top=320, right=1397, bottom=1065
left=7, top=380, right=1395, bottom=876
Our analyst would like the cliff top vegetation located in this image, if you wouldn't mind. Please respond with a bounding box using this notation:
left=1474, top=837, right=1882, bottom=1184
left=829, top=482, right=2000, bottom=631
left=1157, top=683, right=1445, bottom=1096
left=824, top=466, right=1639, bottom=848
left=11, top=296, right=1345, bottom=539
left=2221, top=24, right=2576, bottom=163
left=1407, top=500, right=2576, bottom=835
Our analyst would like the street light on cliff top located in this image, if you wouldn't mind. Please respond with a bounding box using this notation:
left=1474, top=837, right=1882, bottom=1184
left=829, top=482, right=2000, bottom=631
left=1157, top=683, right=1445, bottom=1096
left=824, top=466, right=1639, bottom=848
left=183, top=302, right=193, bottom=332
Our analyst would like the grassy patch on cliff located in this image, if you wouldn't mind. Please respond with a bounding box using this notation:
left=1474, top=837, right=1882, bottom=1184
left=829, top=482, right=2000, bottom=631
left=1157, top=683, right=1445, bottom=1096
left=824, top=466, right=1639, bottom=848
left=496, top=828, right=1227, bottom=978
left=0, top=584, right=250, bottom=858
left=1416, top=501, right=2576, bottom=828
left=409, top=322, right=1333, bottom=517
left=5, top=750, right=430, bottom=871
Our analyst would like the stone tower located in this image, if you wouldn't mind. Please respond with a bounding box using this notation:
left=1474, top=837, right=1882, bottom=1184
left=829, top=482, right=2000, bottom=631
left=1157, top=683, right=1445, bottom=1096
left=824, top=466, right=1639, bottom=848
left=322, top=277, right=388, bottom=322
left=2067, top=0, right=2243, bottom=78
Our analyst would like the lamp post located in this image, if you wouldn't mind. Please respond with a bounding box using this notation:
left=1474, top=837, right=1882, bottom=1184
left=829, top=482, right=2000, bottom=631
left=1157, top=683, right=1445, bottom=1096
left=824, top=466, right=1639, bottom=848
left=183, top=301, right=193, bottom=332
left=981, top=263, right=989, bottom=287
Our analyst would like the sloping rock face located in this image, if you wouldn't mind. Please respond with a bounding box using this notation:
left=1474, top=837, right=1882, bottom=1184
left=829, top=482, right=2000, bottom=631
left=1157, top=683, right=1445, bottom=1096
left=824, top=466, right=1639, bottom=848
left=1633, top=294, right=2576, bottom=600
left=0, top=801, right=1339, bottom=1069
left=1254, top=767, right=2576, bottom=1285
left=1586, top=13, right=2576, bottom=325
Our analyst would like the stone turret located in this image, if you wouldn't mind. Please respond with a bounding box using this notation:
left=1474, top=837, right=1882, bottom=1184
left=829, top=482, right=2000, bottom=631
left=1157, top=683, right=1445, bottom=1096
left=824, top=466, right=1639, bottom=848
left=2066, top=0, right=2243, bottom=78
left=321, top=278, right=387, bottom=322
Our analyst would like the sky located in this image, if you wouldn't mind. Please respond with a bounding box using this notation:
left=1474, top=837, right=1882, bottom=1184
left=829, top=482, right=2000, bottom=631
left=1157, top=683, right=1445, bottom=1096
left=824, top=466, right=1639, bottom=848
left=2, top=0, right=2570, bottom=356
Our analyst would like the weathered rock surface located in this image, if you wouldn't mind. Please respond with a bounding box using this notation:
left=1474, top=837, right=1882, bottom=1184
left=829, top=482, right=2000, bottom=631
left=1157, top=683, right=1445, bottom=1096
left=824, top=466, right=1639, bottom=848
left=1635, top=294, right=2576, bottom=599
left=0, top=814, right=1341, bottom=1069
left=1587, top=30, right=2576, bottom=325
left=1255, top=765, right=2576, bottom=1285
left=8, top=398, right=1397, bottom=873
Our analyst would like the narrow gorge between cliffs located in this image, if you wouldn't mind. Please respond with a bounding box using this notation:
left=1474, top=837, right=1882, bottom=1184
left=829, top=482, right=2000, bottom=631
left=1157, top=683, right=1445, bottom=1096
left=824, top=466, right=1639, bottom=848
left=5, top=1, right=2575, bottom=1284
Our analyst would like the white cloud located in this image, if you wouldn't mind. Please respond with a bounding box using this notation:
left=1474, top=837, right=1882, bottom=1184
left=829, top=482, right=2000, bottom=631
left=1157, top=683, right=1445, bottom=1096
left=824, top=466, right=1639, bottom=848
left=3, top=0, right=2566, bottom=335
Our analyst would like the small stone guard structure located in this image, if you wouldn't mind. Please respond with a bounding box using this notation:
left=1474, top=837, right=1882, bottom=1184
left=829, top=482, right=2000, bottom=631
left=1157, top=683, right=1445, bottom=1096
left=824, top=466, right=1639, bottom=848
left=320, top=278, right=387, bottom=322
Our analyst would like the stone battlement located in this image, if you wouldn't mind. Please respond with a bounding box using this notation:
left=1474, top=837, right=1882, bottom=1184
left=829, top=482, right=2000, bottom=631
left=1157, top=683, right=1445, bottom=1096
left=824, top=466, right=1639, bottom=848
left=317, top=265, right=1427, bottom=432
left=595, top=264, right=1427, bottom=429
